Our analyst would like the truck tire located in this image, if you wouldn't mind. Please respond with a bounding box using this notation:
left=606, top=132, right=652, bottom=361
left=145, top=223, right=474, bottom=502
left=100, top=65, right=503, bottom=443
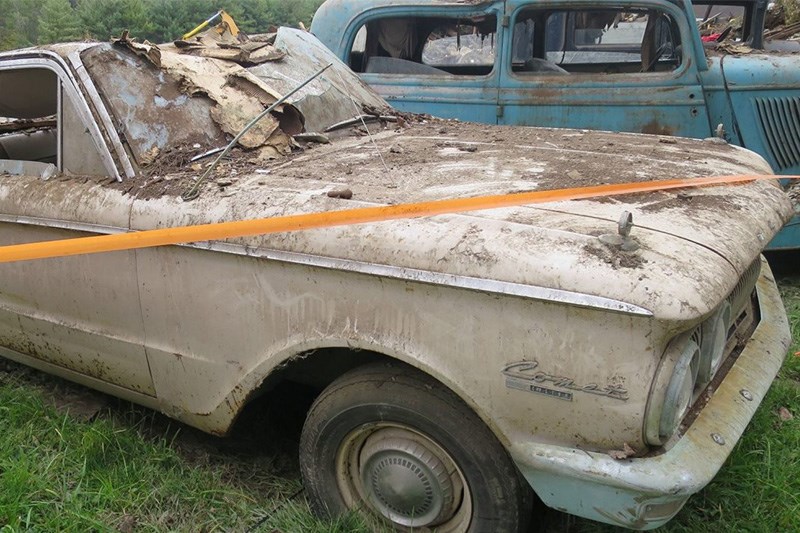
left=300, top=361, right=534, bottom=532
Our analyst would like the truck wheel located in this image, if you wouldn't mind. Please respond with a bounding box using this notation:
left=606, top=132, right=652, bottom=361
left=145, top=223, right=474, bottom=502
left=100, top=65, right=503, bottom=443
left=299, top=362, right=534, bottom=532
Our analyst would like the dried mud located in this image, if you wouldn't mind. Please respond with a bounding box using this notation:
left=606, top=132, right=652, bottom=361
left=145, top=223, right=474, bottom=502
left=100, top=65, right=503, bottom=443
left=108, top=116, right=760, bottom=208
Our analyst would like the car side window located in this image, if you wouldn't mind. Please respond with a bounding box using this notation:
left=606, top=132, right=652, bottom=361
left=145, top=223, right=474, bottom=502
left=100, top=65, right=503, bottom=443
left=349, top=15, right=498, bottom=76
left=511, top=8, right=682, bottom=76
left=0, top=69, right=58, bottom=178
left=0, top=67, right=107, bottom=178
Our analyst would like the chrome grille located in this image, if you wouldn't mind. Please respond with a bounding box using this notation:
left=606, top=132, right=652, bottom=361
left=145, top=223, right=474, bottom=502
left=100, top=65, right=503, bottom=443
left=728, top=259, right=761, bottom=315
left=754, top=96, right=800, bottom=171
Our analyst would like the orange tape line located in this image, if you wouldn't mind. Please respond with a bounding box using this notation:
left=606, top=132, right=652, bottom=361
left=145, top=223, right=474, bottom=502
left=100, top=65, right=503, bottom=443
left=0, top=174, right=786, bottom=263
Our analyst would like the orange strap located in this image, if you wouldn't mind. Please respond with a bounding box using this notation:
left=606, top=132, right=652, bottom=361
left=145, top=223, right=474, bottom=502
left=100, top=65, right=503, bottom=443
left=0, top=174, right=788, bottom=264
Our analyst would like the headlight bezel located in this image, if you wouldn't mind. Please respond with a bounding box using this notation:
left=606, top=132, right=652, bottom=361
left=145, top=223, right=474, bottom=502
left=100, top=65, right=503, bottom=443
left=644, top=330, right=702, bottom=446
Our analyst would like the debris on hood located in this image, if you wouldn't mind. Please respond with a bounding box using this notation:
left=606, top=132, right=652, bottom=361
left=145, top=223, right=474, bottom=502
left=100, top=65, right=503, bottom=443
left=715, top=42, right=755, bottom=54
left=608, top=442, right=637, bottom=460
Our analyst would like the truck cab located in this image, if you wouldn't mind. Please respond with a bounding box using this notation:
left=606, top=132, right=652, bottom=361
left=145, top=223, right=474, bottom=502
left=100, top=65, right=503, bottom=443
left=312, top=0, right=800, bottom=248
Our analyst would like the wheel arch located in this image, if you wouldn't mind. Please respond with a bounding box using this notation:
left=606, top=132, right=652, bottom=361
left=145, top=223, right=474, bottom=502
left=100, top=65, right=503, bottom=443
left=205, top=339, right=503, bottom=444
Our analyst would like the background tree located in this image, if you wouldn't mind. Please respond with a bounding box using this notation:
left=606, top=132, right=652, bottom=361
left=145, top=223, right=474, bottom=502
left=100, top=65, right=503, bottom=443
left=0, top=0, right=326, bottom=51
left=76, top=0, right=153, bottom=41
left=11, top=0, right=45, bottom=46
left=0, top=0, right=21, bottom=50
left=144, top=0, right=217, bottom=42
left=39, top=0, right=83, bottom=44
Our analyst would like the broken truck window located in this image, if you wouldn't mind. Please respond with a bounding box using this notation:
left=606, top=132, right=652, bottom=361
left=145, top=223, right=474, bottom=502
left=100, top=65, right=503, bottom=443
left=350, top=15, right=498, bottom=76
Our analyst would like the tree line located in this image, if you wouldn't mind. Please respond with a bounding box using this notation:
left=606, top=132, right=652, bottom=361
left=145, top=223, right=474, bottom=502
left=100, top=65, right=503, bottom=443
left=0, top=0, right=325, bottom=51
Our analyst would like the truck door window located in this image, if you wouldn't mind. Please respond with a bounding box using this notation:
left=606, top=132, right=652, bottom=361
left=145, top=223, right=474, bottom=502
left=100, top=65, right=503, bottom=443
left=693, top=4, right=747, bottom=44
left=0, top=67, right=109, bottom=178
left=350, top=15, right=498, bottom=76
left=512, top=8, right=682, bottom=76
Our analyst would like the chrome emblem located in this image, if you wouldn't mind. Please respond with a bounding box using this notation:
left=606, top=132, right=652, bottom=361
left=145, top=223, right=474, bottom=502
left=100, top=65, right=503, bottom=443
left=502, top=361, right=629, bottom=401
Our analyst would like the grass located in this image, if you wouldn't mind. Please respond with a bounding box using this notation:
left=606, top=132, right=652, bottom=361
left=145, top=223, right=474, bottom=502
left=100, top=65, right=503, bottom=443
left=0, top=369, right=369, bottom=532
left=0, top=262, right=798, bottom=532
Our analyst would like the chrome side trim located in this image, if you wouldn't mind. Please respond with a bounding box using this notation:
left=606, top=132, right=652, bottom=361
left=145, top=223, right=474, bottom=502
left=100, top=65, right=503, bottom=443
left=0, top=214, right=653, bottom=317
left=0, top=214, right=127, bottom=236
left=201, top=241, right=654, bottom=316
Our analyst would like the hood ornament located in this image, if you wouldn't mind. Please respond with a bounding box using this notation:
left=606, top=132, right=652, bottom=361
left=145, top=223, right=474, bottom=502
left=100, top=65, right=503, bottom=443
left=599, top=211, right=639, bottom=251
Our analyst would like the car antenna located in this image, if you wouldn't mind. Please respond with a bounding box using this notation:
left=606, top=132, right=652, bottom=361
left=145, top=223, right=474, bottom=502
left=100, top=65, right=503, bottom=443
left=181, top=63, right=333, bottom=202
left=331, top=68, right=391, bottom=174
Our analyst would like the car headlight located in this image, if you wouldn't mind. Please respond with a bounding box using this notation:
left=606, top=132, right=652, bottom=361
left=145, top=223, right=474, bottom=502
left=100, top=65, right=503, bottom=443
left=658, top=338, right=700, bottom=440
left=645, top=331, right=701, bottom=445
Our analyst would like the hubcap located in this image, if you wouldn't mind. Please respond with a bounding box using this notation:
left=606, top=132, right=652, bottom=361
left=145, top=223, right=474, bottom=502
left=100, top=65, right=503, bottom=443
left=360, top=431, right=454, bottom=526
left=337, top=425, right=469, bottom=530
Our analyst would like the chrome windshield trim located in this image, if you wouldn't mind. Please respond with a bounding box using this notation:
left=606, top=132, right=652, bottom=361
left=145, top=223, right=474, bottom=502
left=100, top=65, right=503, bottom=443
left=67, top=51, right=136, bottom=180
left=0, top=215, right=653, bottom=317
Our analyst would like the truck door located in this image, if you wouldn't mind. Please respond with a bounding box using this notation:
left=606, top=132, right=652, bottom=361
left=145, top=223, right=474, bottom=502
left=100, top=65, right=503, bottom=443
left=345, top=2, right=505, bottom=124
left=498, top=1, right=710, bottom=138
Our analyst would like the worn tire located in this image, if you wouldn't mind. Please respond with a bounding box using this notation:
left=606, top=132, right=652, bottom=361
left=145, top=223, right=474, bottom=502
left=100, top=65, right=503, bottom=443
left=300, top=362, right=534, bottom=532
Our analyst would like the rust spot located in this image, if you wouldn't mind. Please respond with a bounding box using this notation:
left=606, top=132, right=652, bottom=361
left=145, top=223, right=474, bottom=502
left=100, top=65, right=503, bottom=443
left=641, top=120, right=674, bottom=136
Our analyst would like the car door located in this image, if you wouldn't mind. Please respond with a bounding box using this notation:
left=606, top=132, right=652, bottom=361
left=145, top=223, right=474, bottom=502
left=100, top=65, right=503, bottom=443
left=346, top=1, right=506, bottom=124
left=498, top=0, right=711, bottom=138
left=0, top=57, right=155, bottom=396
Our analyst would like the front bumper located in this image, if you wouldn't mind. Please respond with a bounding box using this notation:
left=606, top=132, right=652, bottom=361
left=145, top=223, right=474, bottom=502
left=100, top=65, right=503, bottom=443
left=509, top=258, right=791, bottom=530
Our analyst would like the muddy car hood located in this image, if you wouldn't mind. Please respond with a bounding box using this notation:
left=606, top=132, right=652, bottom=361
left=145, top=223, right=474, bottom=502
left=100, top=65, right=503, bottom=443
left=6, top=125, right=791, bottom=321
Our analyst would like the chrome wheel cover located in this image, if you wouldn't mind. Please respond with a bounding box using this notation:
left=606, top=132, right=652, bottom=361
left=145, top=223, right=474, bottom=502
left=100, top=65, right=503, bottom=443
left=336, top=424, right=472, bottom=531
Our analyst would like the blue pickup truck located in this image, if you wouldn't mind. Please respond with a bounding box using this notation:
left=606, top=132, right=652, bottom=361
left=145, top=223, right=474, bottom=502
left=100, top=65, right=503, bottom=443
left=312, top=0, right=799, bottom=248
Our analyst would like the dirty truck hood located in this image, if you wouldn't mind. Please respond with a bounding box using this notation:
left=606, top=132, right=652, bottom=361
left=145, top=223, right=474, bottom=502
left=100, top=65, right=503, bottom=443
left=10, top=124, right=789, bottom=321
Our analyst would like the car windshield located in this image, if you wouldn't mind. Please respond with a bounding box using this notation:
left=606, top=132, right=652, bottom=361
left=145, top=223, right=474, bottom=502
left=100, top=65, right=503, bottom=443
left=81, top=44, right=231, bottom=168
left=79, top=29, right=390, bottom=169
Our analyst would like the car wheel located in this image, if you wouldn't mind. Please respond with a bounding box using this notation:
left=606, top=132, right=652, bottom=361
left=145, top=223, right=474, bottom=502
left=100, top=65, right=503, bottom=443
left=300, top=362, right=534, bottom=532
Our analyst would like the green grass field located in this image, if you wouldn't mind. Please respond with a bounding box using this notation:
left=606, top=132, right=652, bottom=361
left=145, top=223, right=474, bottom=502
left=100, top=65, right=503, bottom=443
left=0, top=263, right=798, bottom=532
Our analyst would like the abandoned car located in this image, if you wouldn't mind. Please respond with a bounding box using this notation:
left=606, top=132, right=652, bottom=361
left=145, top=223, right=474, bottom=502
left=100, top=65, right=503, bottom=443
left=0, top=28, right=794, bottom=531
left=312, top=0, right=800, bottom=249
